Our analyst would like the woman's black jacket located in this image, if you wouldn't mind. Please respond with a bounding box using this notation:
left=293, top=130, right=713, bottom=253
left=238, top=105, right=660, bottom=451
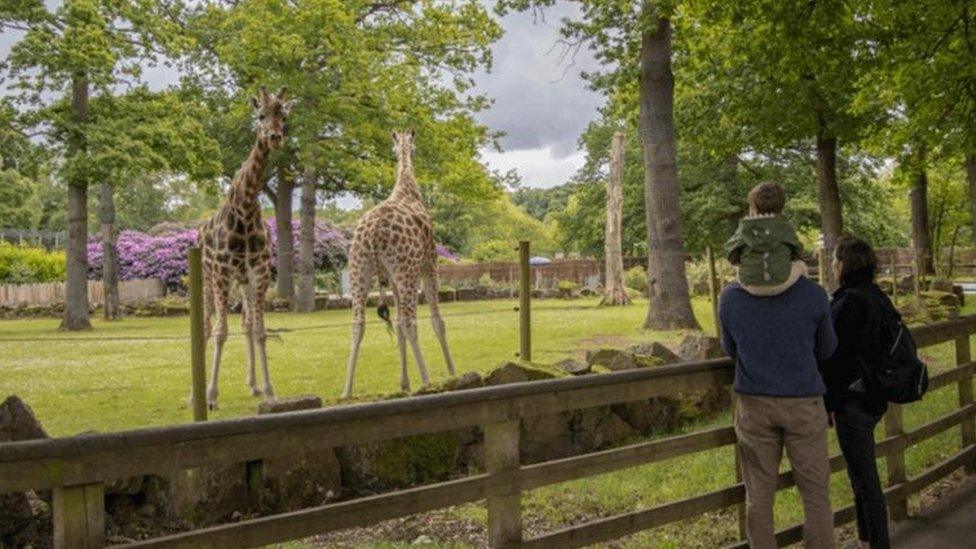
left=818, top=281, right=892, bottom=415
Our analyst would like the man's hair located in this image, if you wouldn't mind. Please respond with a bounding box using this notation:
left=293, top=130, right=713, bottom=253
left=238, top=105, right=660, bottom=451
left=835, top=235, right=877, bottom=286
left=747, top=182, right=786, bottom=215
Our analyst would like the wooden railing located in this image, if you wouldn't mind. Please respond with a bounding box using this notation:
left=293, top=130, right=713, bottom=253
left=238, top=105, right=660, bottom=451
left=1, top=316, right=974, bottom=548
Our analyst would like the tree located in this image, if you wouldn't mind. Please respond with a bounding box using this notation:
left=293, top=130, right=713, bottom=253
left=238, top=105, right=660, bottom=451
left=189, top=0, right=502, bottom=311
left=2, top=1, right=190, bottom=329
left=601, top=131, right=630, bottom=305
left=681, top=0, right=878, bottom=286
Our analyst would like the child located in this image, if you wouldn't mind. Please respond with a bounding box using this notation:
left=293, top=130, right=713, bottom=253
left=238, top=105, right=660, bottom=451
left=725, top=182, right=807, bottom=296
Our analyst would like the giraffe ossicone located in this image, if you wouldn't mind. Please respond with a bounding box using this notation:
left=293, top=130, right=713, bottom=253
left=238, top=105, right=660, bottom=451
left=196, top=86, right=289, bottom=410
left=343, top=129, right=456, bottom=399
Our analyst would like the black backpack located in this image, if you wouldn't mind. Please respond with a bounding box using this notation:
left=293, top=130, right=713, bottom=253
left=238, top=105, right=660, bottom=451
left=870, top=297, right=929, bottom=403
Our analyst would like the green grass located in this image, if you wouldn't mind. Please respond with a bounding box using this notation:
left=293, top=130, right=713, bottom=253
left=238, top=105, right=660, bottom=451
left=2, top=296, right=972, bottom=548
left=0, top=296, right=709, bottom=436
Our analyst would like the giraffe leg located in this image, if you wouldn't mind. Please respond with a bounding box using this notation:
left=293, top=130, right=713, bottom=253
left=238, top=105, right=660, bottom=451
left=343, top=259, right=373, bottom=399
left=424, top=274, right=455, bottom=376
left=251, top=269, right=274, bottom=401
left=392, top=287, right=410, bottom=392
left=399, top=289, right=430, bottom=388
left=207, top=282, right=230, bottom=410
left=242, top=284, right=259, bottom=397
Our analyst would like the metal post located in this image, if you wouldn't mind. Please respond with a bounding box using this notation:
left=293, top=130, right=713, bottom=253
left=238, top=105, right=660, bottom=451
left=518, top=241, right=531, bottom=363
left=188, top=247, right=207, bottom=422
left=706, top=246, right=720, bottom=338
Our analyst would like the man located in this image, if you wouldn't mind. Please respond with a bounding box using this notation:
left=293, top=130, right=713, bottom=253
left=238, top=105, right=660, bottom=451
left=720, top=182, right=838, bottom=549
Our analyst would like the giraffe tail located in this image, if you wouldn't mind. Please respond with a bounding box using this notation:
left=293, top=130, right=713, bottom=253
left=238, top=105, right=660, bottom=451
left=376, top=285, right=394, bottom=336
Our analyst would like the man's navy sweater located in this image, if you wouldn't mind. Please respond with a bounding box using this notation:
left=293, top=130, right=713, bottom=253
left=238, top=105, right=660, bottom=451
left=719, top=277, right=837, bottom=397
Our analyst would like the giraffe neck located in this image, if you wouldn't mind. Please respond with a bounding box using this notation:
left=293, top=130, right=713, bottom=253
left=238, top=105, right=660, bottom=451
left=391, top=151, right=422, bottom=202
left=230, top=136, right=271, bottom=207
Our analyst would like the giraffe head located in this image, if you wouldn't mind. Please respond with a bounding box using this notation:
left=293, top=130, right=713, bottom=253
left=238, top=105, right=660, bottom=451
left=391, top=129, right=415, bottom=159
left=251, top=86, right=290, bottom=149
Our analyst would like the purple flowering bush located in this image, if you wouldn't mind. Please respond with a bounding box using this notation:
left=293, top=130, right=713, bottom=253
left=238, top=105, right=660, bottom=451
left=88, top=220, right=351, bottom=291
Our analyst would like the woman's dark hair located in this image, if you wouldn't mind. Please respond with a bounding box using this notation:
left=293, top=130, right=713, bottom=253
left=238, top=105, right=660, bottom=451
left=835, top=236, right=877, bottom=286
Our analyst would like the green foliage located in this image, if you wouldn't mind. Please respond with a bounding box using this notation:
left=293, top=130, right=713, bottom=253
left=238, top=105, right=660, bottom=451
left=623, top=266, right=648, bottom=295
left=556, top=279, right=579, bottom=298
left=0, top=243, right=66, bottom=283
left=0, top=169, right=41, bottom=229
left=470, top=239, right=517, bottom=263
left=373, top=433, right=459, bottom=488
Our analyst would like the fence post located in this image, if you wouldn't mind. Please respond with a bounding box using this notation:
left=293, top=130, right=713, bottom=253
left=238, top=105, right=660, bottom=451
left=884, top=404, right=908, bottom=520
left=731, top=396, right=746, bottom=540
left=707, top=246, right=720, bottom=339
left=818, top=247, right=827, bottom=288
left=188, top=247, right=207, bottom=422
left=53, top=483, right=104, bottom=549
left=486, top=419, right=522, bottom=548
left=957, top=334, right=975, bottom=473
left=518, top=241, right=531, bottom=363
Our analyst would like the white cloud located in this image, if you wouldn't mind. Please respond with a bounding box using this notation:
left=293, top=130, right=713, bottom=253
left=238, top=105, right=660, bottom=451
left=482, top=146, right=586, bottom=189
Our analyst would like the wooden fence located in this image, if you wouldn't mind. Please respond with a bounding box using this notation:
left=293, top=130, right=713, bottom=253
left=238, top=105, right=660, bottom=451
left=0, top=315, right=973, bottom=548
left=0, top=278, right=165, bottom=308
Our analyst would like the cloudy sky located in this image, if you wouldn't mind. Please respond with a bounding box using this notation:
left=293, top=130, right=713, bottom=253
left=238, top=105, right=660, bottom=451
left=1, top=4, right=602, bottom=190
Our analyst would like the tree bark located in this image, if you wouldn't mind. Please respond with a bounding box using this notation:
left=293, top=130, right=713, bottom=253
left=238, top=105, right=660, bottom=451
left=99, top=182, right=120, bottom=320
left=295, top=168, right=317, bottom=312
left=60, top=73, right=92, bottom=331
left=815, top=130, right=843, bottom=288
left=909, top=162, right=934, bottom=275
left=967, top=153, right=976, bottom=247
left=637, top=12, right=699, bottom=329
left=602, top=131, right=630, bottom=306
left=273, top=165, right=296, bottom=304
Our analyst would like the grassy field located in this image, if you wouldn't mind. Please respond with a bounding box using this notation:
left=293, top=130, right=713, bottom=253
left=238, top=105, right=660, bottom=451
left=0, top=296, right=706, bottom=435
left=2, top=296, right=972, bottom=547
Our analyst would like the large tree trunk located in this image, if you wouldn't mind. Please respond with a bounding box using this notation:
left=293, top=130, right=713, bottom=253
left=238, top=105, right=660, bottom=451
left=814, top=130, right=843, bottom=288
left=602, top=131, right=630, bottom=306
left=273, top=165, right=296, bottom=304
left=295, top=168, right=316, bottom=312
left=909, top=162, right=934, bottom=275
left=99, top=182, right=120, bottom=320
left=60, top=73, right=92, bottom=331
left=637, top=12, right=699, bottom=330
left=967, top=153, right=976, bottom=247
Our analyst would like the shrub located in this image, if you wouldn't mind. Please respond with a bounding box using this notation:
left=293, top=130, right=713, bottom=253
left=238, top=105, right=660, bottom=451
left=478, top=272, right=494, bottom=288
left=624, top=265, right=648, bottom=295
left=685, top=256, right=736, bottom=296
left=557, top=279, right=579, bottom=298
left=470, top=239, right=516, bottom=262
left=0, top=243, right=66, bottom=284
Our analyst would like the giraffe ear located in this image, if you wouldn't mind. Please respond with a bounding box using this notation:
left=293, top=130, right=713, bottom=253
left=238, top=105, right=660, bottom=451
left=281, top=100, right=293, bottom=117
left=259, top=86, right=270, bottom=102
left=276, top=87, right=288, bottom=101
left=250, top=96, right=261, bottom=111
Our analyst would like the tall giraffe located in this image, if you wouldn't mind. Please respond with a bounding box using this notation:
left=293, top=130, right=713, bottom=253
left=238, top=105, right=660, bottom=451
left=342, top=129, right=456, bottom=398
left=198, top=87, right=290, bottom=409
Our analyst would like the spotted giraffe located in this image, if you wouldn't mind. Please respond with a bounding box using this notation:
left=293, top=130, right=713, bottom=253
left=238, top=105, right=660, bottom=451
left=197, top=87, right=290, bottom=409
left=342, top=129, right=456, bottom=398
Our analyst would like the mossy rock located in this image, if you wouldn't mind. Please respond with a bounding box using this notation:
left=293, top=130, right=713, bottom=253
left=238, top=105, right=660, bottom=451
left=337, top=432, right=460, bottom=490
left=586, top=349, right=662, bottom=371
left=484, top=362, right=560, bottom=385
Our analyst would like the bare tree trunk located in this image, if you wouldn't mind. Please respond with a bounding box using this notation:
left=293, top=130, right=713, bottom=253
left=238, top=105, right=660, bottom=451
left=638, top=11, right=698, bottom=330
left=815, top=129, right=843, bottom=288
left=967, top=153, right=976, bottom=247
left=909, top=162, right=934, bottom=275
left=602, top=131, right=630, bottom=306
left=273, top=165, right=296, bottom=304
left=295, top=168, right=316, bottom=312
left=60, top=73, right=92, bottom=331
left=99, top=182, right=120, bottom=320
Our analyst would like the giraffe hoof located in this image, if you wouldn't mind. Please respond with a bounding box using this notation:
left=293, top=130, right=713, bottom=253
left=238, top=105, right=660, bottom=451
left=250, top=387, right=262, bottom=398
left=340, top=391, right=352, bottom=400
left=208, top=402, right=218, bottom=411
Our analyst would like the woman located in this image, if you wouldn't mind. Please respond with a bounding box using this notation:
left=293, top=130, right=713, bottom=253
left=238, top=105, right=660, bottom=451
left=820, top=236, right=892, bottom=549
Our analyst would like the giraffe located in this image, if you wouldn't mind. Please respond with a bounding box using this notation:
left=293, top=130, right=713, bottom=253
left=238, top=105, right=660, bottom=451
left=197, top=86, right=290, bottom=409
left=342, top=129, right=456, bottom=398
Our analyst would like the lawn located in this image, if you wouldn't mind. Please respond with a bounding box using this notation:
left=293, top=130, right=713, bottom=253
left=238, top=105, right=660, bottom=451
left=0, top=296, right=707, bottom=436
left=2, top=296, right=972, bottom=548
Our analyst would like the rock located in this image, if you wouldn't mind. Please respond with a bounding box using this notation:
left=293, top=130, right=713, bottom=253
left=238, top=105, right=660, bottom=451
left=590, top=412, right=638, bottom=449
left=484, top=362, right=557, bottom=386
left=628, top=342, right=681, bottom=364
left=953, top=285, right=965, bottom=307
left=438, top=289, right=456, bottom=302
left=0, top=493, right=37, bottom=547
left=677, top=334, right=726, bottom=363
left=611, top=398, right=681, bottom=435
left=442, top=371, right=483, bottom=391
left=929, top=278, right=954, bottom=293
left=0, top=395, right=48, bottom=442
left=586, top=349, right=660, bottom=371
left=263, top=450, right=343, bottom=512
left=898, top=274, right=916, bottom=292
left=326, top=296, right=351, bottom=310
left=555, top=358, right=590, bottom=376
left=257, top=395, right=323, bottom=415
left=413, top=534, right=434, bottom=545
left=521, top=412, right=575, bottom=463
left=336, top=432, right=460, bottom=490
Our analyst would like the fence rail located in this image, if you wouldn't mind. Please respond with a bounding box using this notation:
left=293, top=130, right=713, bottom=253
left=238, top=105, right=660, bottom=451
left=0, top=316, right=973, bottom=548
left=0, top=278, right=164, bottom=308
